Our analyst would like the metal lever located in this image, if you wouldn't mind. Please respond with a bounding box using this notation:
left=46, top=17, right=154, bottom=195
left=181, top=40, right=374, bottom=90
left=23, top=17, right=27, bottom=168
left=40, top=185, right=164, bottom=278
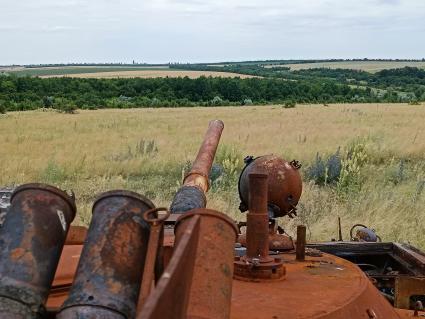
left=137, top=207, right=170, bottom=310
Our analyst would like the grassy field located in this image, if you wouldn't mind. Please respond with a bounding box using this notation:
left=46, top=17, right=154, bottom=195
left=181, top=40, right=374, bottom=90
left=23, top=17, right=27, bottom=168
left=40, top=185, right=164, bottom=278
left=1, top=66, right=255, bottom=78
left=265, top=61, right=425, bottom=72
left=0, top=104, right=424, bottom=247
left=40, top=70, right=256, bottom=79
left=1, top=66, right=169, bottom=77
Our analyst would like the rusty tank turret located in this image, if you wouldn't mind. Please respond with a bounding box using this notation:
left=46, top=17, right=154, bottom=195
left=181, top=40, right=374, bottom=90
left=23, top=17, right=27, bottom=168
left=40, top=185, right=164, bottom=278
left=0, top=120, right=424, bottom=319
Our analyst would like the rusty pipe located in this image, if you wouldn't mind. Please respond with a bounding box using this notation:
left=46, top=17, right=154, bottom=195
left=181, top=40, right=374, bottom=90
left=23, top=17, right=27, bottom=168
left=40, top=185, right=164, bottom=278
left=246, top=173, right=272, bottom=262
left=296, top=225, right=307, bottom=261
left=170, top=120, right=224, bottom=214
left=0, top=183, right=76, bottom=318
left=57, top=190, right=154, bottom=319
left=174, top=208, right=238, bottom=319
left=183, top=119, right=224, bottom=192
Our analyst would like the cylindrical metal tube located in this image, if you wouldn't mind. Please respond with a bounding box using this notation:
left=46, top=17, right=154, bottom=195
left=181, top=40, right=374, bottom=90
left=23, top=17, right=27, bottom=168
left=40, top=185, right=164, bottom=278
left=174, top=208, right=238, bottom=319
left=0, top=183, right=76, bottom=319
left=296, top=225, right=307, bottom=261
left=57, top=190, right=153, bottom=319
left=246, top=173, right=270, bottom=260
left=183, top=120, right=224, bottom=192
left=170, top=120, right=224, bottom=214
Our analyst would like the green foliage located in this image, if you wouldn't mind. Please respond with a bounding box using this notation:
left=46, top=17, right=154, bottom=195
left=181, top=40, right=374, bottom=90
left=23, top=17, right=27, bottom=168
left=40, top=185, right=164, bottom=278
left=54, top=98, right=77, bottom=114
left=306, top=141, right=368, bottom=195
left=39, top=160, right=68, bottom=184
left=0, top=101, right=6, bottom=114
left=107, top=139, right=158, bottom=162
left=0, top=66, right=424, bottom=111
left=387, top=160, right=407, bottom=185
left=243, top=98, right=253, bottom=105
left=337, top=142, right=368, bottom=195
left=283, top=100, right=296, bottom=108
left=306, top=148, right=342, bottom=185
left=211, top=145, right=243, bottom=191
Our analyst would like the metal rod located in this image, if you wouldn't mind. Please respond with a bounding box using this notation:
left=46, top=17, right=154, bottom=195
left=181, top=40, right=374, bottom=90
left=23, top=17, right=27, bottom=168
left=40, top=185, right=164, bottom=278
left=246, top=173, right=270, bottom=261
left=170, top=120, right=224, bottom=214
left=183, top=120, right=224, bottom=192
left=296, top=225, right=307, bottom=261
left=338, top=216, right=343, bottom=241
left=137, top=208, right=170, bottom=311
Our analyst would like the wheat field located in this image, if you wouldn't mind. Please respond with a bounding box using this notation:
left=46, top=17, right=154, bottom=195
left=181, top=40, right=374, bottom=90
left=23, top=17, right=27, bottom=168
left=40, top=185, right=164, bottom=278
left=266, top=61, right=425, bottom=72
left=0, top=104, right=424, bottom=246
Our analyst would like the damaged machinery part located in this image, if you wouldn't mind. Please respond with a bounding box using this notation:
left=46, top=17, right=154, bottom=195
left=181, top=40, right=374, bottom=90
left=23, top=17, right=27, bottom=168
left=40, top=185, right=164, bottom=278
left=137, top=216, right=201, bottom=319
left=175, top=209, right=238, bottom=319
left=0, top=183, right=76, bottom=318
left=138, top=209, right=238, bottom=319
left=238, top=155, right=302, bottom=218
left=296, top=225, right=307, bottom=261
left=137, top=207, right=170, bottom=310
left=170, top=120, right=224, bottom=214
left=234, top=173, right=286, bottom=281
left=57, top=190, right=154, bottom=319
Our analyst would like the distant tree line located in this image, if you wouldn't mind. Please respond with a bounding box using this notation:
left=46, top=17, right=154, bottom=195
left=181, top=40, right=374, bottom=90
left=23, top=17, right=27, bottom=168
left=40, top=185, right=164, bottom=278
left=0, top=75, right=389, bottom=112
left=0, top=66, right=424, bottom=112
left=172, top=64, right=425, bottom=102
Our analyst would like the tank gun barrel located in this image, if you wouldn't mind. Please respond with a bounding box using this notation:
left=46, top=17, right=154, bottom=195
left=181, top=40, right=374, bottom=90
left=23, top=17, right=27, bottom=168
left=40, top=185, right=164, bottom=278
left=170, top=120, right=224, bottom=214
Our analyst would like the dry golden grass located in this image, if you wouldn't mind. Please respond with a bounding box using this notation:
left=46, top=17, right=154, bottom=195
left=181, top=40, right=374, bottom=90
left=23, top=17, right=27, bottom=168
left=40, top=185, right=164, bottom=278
left=41, top=70, right=256, bottom=79
left=0, top=104, right=424, bottom=246
left=266, top=61, right=425, bottom=72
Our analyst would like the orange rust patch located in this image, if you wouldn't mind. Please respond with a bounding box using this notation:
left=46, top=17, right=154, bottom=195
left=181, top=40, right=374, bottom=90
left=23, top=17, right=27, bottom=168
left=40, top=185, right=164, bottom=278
left=10, top=248, right=26, bottom=260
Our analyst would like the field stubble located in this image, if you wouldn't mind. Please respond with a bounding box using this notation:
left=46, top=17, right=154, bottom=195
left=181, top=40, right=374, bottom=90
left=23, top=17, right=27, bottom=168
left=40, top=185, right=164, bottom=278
left=267, top=61, right=425, bottom=72
left=0, top=104, right=424, bottom=246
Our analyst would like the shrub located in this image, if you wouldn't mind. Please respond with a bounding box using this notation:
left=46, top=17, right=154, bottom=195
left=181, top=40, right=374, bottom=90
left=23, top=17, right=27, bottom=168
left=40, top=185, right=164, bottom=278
left=337, top=142, right=367, bottom=194
left=54, top=98, right=78, bottom=114
left=387, top=160, right=407, bottom=185
left=283, top=100, right=296, bottom=108
left=243, top=98, right=253, bottom=106
left=306, top=148, right=342, bottom=185
left=211, top=145, right=243, bottom=191
left=0, top=101, right=6, bottom=114
left=211, top=96, right=223, bottom=106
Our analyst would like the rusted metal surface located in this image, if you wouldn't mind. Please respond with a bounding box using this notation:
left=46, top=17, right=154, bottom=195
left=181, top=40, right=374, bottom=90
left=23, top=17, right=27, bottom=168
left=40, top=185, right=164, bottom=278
left=238, top=155, right=302, bottom=218
left=170, top=185, right=206, bottom=214
left=174, top=208, right=238, bottom=319
left=238, top=220, right=294, bottom=251
left=170, top=120, right=224, bottom=214
left=0, top=183, right=76, bottom=318
left=138, top=215, right=200, bottom=319
left=396, top=308, right=425, bottom=318
left=46, top=245, right=83, bottom=312
left=137, top=207, right=170, bottom=310
left=395, top=276, right=425, bottom=309
left=57, top=190, right=153, bottom=319
left=350, top=224, right=381, bottom=242
left=296, top=225, right=307, bottom=261
left=231, top=252, right=402, bottom=319
left=234, top=173, right=286, bottom=282
left=65, top=225, right=87, bottom=245
left=183, top=119, right=224, bottom=193
left=245, top=173, right=270, bottom=260
left=394, top=243, right=425, bottom=276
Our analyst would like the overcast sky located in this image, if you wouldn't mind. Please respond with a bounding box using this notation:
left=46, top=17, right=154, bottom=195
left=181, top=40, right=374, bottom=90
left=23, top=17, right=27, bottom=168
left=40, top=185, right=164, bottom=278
left=1, top=0, right=424, bottom=65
